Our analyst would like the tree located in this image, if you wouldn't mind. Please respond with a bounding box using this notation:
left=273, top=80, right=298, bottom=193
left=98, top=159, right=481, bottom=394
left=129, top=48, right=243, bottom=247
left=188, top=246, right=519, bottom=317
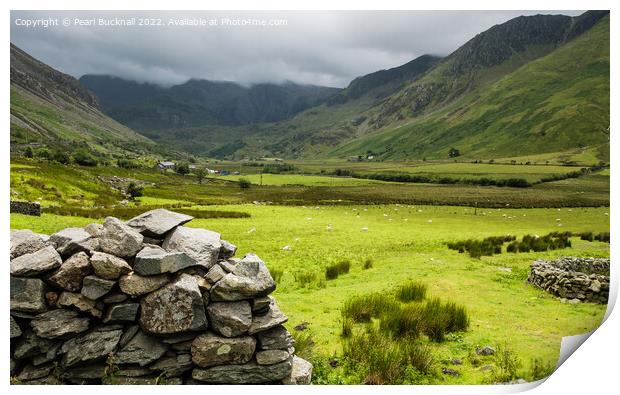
left=36, top=148, right=51, bottom=160
left=73, top=150, right=98, bottom=167
left=448, top=148, right=461, bottom=158
left=51, top=150, right=70, bottom=164
left=195, top=168, right=206, bottom=184
left=126, top=182, right=143, bottom=200
left=238, top=178, right=251, bottom=189
left=23, top=146, right=34, bottom=158
left=117, top=159, right=138, bottom=169
left=176, top=162, right=190, bottom=175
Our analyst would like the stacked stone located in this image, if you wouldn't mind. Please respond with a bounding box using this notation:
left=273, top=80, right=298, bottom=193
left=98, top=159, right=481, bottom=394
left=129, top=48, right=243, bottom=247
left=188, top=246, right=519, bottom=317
left=10, top=209, right=312, bottom=385
left=10, top=201, right=41, bottom=216
left=527, top=257, right=610, bottom=304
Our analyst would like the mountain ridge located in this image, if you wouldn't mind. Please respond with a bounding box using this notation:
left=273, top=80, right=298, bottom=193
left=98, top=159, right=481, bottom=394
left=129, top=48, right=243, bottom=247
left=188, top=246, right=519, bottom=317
left=79, top=74, right=341, bottom=132
left=10, top=43, right=154, bottom=158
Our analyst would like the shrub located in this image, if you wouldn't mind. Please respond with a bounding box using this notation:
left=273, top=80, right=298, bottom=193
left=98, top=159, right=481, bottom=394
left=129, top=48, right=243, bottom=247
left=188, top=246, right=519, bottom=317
left=23, top=146, right=34, bottom=158
left=51, top=150, right=70, bottom=164
left=126, top=182, right=143, bottom=199
left=580, top=231, right=610, bottom=243
left=447, top=235, right=515, bottom=258
left=238, top=178, right=251, bottom=189
left=176, top=162, right=190, bottom=175
left=506, top=241, right=519, bottom=253
left=73, top=150, right=98, bottom=167
left=451, top=232, right=575, bottom=257
left=117, top=159, right=138, bottom=169
left=363, top=258, right=373, bottom=270
left=263, top=163, right=297, bottom=174
left=595, top=232, right=610, bottom=243
left=36, top=148, right=51, bottom=159
left=195, top=168, right=206, bottom=184
left=395, top=281, right=427, bottom=302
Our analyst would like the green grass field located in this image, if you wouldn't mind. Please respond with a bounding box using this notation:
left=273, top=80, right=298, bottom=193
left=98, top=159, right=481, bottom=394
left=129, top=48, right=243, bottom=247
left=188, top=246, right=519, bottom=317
left=10, top=203, right=609, bottom=383
left=219, top=173, right=392, bottom=186
left=10, top=159, right=609, bottom=209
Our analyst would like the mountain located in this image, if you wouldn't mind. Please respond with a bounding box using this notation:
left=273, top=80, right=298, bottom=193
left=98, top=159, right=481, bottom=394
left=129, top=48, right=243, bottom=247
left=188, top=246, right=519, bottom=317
left=92, top=53, right=437, bottom=157
left=223, top=10, right=609, bottom=162
left=328, top=11, right=610, bottom=160
left=28, top=10, right=608, bottom=164
left=325, top=54, right=441, bottom=106
left=79, top=75, right=341, bottom=133
left=10, top=44, right=153, bottom=158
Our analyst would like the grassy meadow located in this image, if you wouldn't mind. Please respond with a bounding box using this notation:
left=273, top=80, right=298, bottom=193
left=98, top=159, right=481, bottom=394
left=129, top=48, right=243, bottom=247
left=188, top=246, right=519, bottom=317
left=10, top=156, right=610, bottom=384
left=10, top=159, right=609, bottom=208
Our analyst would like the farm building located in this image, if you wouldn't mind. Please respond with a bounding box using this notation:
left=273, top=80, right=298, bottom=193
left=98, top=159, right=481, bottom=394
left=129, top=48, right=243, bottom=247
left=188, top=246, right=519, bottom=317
left=157, top=161, right=175, bottom=170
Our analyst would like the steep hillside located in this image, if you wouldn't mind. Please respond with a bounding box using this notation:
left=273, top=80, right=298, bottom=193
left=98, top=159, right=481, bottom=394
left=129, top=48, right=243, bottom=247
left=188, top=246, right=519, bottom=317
left=330, top=14, right=610, bottom=161
left=326, top=54, right=441, bottom=105
left=230, top=10, right=609, bottom=161
left=80, top=75, right=341, bottom=133
left=10, top=44, right=154, bottom=158
left=368, top=11, right=609, bottom=127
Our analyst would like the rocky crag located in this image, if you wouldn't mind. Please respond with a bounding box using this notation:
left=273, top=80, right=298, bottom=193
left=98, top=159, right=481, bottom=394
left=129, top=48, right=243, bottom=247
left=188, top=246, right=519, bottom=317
left=527, top=257, right=610, bottom=304
left=10, top=209, right=312, bottom=384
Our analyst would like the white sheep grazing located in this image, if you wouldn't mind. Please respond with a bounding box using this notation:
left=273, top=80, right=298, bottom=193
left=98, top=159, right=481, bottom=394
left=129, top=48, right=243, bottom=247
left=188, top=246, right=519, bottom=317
left=282, top=245, right=292, bottom=251
left=247, top=227, right=256, bottom=234
left=361, top=226, right=369, bottom=232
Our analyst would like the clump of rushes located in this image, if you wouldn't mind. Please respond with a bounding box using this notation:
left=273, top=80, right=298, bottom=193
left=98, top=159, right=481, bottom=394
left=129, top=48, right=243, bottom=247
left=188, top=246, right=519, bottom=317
left=294, top=270, right=317, bottom=288
left=395, top=281, right=427, bottom=302
left=270, top=268, right=284, bottom=284
left=380, top=304, right=424, bottom=339
left=363, top=258, right=373, bottom=270
left=325, top=265, right=339, bottom=280
left=341, top=318, right=353, bottom=338
left=447, top=235, right=515, bottom=258
left=325, top=259, right=351, bottom=280
left=342, top=327, right=435, bottom=384
left=341, top=293, right=400, bottom=323
left=419, top=298, right=469, bottom=342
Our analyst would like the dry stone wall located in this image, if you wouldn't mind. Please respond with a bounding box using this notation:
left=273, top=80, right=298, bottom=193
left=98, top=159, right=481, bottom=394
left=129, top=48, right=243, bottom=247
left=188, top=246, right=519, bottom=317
left=10, top=209, right=312, bottom=385
left=527, top=257, right=610, bottom=304
left=10, top=201, right=41, bottom=216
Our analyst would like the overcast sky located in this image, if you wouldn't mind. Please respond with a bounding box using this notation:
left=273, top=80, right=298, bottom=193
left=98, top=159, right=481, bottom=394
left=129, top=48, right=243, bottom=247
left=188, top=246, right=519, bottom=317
left=11, top=10, right=583, bottom=88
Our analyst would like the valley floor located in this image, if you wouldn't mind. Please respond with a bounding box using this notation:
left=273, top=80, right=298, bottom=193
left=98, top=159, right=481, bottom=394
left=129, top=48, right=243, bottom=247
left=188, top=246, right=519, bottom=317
left=11, top=203, right=609, bottom=384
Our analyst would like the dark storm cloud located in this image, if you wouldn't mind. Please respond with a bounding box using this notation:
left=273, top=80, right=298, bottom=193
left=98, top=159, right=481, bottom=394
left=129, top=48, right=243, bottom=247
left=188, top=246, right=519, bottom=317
left=10, top=10, right=583, bottom=88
